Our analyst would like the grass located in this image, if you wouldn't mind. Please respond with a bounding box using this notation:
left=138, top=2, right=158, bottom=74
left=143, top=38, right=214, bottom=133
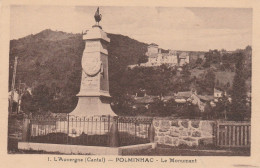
left=190, top=68, right=205, bottom=78
left=215, top=71, right=235, bottom=86
left=190, top=68, right=251, bottom=89
left=190, top=68, right=235, bottom=86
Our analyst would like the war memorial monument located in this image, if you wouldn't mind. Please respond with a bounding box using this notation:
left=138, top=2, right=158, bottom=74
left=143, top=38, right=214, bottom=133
left=70, top=7, right=116, bottom=117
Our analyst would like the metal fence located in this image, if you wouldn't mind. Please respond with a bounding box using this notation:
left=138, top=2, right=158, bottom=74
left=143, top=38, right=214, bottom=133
left=23, top=115, right=154, bottom=147
left=22, top=116, right=251, bottom=148
left=117, top=116, right=153, bottom=146
left=216, top=121, right=251, bottom=148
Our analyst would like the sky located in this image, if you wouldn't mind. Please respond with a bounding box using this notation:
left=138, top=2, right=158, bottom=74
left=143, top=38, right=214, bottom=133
left=10, top=6, right=252, bottom=51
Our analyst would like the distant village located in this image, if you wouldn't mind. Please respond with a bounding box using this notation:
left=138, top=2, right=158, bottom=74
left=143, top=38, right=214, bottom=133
left=130, top=87, right=240, bottom=113
left=127, top=43, right=251, bottom=115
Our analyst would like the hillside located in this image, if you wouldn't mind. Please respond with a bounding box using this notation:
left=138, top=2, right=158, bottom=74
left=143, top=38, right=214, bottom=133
left=9, top=29, right=251, bottom=114
left=9, top=29, right=148, bottom=113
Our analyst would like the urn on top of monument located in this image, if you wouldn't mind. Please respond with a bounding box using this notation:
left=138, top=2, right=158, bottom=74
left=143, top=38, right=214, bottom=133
left=70, top=7, right=117, bottom=117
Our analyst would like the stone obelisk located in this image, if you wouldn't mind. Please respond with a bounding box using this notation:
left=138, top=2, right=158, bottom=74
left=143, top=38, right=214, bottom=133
left=70, top=8, right=117, bottom=117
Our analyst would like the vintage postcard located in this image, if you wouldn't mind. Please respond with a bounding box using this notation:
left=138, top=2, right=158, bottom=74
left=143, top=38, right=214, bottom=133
left=0, top=0, right=260, bottom=168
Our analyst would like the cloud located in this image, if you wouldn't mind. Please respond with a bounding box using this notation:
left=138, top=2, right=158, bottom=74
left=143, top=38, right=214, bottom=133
left=133, top=28, right=251, bottom=51
left=100, top=7, right=204, bottom=34
left=188, top=7, right=252, bottom=29
left=10, top=6, right=252, bottom=51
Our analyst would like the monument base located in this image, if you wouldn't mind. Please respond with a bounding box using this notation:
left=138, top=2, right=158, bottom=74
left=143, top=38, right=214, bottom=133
left=70, top=96, right=117, bottom=117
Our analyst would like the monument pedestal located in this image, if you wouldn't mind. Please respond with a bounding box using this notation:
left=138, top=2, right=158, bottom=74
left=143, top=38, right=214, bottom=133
left=70, top=97, right=116, bottom=117
left=70, top=25, right=117, bottom=117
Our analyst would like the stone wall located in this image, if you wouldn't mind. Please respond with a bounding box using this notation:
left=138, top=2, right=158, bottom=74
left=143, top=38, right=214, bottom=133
left=153, top=119, right=215, bottom=147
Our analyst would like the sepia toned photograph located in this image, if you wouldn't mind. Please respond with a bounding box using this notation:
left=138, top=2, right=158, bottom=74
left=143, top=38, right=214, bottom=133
left=7, top=5, right=252, bottom=157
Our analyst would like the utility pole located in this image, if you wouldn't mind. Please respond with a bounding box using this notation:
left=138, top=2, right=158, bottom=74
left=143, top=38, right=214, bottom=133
left=16, top=80, right=21, bottom=114
left=17, top=81, right=26, bottom=114
left=10, top=56, right=18, bottom=114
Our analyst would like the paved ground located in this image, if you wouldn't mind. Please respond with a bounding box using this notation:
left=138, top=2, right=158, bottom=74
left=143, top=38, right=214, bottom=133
left=128, top=144, right=250, bottom=156
left=9, top=139, right=250, bottom=156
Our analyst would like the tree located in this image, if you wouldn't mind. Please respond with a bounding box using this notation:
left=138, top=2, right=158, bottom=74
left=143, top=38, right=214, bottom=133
left=196, top=58, right=203, bottom=65
left=203, top=102, right=213, bottom=119
left=213, top=96, right=230, bottom=119
left=150, top=98, right=165, bottom=116
left=243, top=45, right=252, bottom=79
left=186, top=102, right=200, bottom=119
left=196, top=69, right=215, bottom=95
left=204, top=49, right=221, bottom=67
left=204, top=69, right=215, bottom=94
left=138, top=55, right=148, bottom=65
left=32, top=84, right=52, bottom=113
left=230, top=52, right=247, bottom=121
left=21, top=90, right=36, bottom=114
left=164, top=98, right=177, bottom=116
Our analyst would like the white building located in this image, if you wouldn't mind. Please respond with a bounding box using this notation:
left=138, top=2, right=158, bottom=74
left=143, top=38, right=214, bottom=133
left=213, top=88, right=226, bottom=102
left=128, top=43, right=190, bottom=68
left=145, top=43, right=179, bottom=66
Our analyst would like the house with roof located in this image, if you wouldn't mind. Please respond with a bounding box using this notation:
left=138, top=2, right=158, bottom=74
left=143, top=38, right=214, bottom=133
left=199, top=95, right=215, bottom=111
left=174, top=91, right=192, bottom=103
left=164, top=90, right=215, bottom=112
left=214, top=88, right=223, bottom=98
left=189, top=92, right=215, bottom=112
left=188, top=51, right=206, bottom=64
left=131, top=92, right=159, bottom=110
left=131, top=87, right=217, bottom=113
left=145, top=43, right=160, bottom=65
left=213, top=88, right=228, bottom=102
left=178, top=52, right=190, bottom=66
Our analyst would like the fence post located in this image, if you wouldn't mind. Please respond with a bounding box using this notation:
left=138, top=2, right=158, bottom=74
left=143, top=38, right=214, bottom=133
left=67, top=114, right=69, bottom=144
left=148, top=120, right=155, bottom=143
left=109, top=116, right=119, bottom=147
left=215, top=120, right=219, bottom=147
left=22, top=118, right=30, bottom=141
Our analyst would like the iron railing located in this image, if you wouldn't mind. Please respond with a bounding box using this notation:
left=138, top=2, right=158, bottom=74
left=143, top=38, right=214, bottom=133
left=23, top=115, right=154, bottom=147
